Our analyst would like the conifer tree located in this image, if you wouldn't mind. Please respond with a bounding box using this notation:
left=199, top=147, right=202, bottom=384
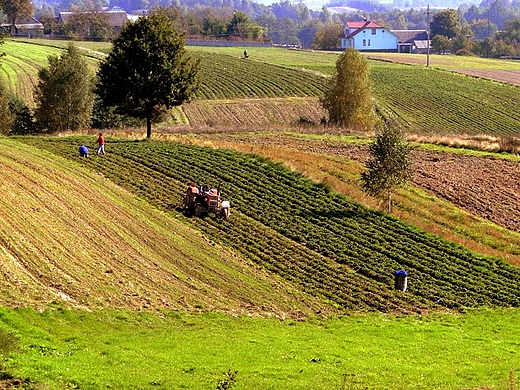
left=34, top=43, right=94, bottom=132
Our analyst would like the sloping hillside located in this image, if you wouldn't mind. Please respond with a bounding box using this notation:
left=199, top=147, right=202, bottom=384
left=0, top=137, right=331, bottom=316
left=19, top=136, right=520, bottom=313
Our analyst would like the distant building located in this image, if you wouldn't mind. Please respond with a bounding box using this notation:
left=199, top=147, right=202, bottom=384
left=58, top=8, right=129, bottom=34
left=392, top=30, right=431, bottom=53
left=1, top=15, right=44, bottom=36
left=341, top=21, right=399, bottom=52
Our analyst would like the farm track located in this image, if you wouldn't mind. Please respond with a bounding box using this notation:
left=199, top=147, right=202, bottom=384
left=19, top=136, right=520, bottom=313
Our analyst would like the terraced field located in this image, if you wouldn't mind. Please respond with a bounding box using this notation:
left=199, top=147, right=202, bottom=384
left=19, top=136, right=520, bottom=313
left=6, top=39, right=520, bottom=137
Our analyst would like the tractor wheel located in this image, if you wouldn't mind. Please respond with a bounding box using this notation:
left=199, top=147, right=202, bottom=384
left=194, top=204, right=202, bottom=217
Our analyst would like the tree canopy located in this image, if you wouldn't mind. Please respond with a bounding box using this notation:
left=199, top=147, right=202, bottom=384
left=96, top=11, right=200, bottom=138
left=360, top=121, right=414, bottom=213
left=3, top=0, right=34, bottom=34
left=320, top=47, right=376, bottom=130
left=34, top=43, right=94, bottom=133
left=430, top=9, right=461, bottom=39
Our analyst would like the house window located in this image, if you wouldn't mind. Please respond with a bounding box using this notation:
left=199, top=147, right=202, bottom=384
left=368, top=39, right=371, bottom=46
left=372, top=28, right=376, bottom=35
left=363, top=39, right=366, bottom=46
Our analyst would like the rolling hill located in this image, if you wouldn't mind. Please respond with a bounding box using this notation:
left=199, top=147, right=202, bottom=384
left=6, top=39, right=520, bottom=136
left=15, top=135, right=520, bottom=314
left=0, top=137, right=330, bottom=316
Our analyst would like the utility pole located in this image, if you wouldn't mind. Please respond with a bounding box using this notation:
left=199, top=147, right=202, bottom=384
left=425, top=4, right=431, bottom=67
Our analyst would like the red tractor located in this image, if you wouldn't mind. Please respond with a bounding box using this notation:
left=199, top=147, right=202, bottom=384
left=183, top=183, right=231, bottom=219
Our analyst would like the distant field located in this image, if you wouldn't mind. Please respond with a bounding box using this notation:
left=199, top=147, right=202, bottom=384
left=5, top=39, right=520, bottom=136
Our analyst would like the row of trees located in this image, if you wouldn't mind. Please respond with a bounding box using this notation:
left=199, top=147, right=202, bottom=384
left=2, top=11, right=200, bottom=138
left=428, top=8, right=520, bottom=56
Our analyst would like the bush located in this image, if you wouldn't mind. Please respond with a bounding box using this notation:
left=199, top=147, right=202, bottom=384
left=9, top=95, right=37, bottom=135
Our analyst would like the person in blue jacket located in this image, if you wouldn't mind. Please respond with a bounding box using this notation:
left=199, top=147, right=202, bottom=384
left=78, top=145, right=89, bottom=158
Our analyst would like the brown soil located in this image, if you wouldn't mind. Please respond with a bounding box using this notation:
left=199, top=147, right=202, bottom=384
left=447, top=68, right=520, bottom=87
left=212, top=135, right=520, bottom=234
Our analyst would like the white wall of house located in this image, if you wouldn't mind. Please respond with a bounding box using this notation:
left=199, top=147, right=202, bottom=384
left=341, top=28, right=398, bottom=51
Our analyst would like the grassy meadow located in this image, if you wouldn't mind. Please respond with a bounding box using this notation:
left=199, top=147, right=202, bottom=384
left=1, top=306, right=519, bottom=389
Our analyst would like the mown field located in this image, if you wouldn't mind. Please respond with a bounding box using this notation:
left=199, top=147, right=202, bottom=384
left=1, top=306, right=519, bottom=390
left=5, top=39, right=520, bottom=136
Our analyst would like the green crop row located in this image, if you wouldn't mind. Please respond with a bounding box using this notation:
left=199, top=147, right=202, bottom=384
left=19, top=136, right=520, bottom=313
left=369, top=61, right=520, bottom=136
left=194, top=52, right=328, bottom=100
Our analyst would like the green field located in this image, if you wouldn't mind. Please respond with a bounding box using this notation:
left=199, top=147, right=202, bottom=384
left=0, top=133, right=517, bottom=388
left=18, top=136, right=520, bottom=313
left=3, top=36, right=520, bottom=389
left=1, top=306, right=519, bottom=389
left=5, top=39, right=520, bottom=135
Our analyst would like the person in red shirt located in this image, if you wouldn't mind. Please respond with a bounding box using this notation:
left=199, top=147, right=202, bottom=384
left=96, top=133, right=106, bottom=155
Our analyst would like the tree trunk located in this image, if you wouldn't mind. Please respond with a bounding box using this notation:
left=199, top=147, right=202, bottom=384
left=146, top=116, right=152, bottom=139
left=387, top=188, right=392, bottom=213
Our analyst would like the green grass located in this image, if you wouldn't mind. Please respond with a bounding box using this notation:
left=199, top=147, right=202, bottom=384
left=1, top=306, right=519, bottom=389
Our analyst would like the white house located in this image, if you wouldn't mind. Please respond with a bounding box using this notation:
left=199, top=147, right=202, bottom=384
left=341, top=21, right=399, bottom=51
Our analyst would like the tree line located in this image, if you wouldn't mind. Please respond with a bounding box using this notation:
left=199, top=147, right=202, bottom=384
left=4, top=0, right=520, bottom=51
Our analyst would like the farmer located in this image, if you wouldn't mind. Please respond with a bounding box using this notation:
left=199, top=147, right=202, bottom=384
left=185, top=182, right=199, bottom=213
left=78, top=145, right=89, bottom=158
left=243, top=50, right=248, bottom=59
left=96, top=133, right=106, bottom=155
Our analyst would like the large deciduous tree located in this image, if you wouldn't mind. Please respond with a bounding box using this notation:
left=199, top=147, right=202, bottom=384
left=34, top=43, right=94, bottom=133
left=96, top=11, right=200, bottom=138
left=311, top=22, right=343, bottom=50
left=320, top=47, right=376, bottom=130
left=430, top=9, right=461, bottom=39
left=3, top=0, right=34, bottom=35
left=360, top=121, right=414, bottom=213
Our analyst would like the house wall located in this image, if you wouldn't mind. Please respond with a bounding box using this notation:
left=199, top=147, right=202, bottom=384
left=342, top=28, right=398, bottom=51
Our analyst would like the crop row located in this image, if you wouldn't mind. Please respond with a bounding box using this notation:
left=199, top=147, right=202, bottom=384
left=194, top=52, right=328, bottom=100
left=20, top=137, right=520, bottom=312
left=370, top=61, right=520, bottom=136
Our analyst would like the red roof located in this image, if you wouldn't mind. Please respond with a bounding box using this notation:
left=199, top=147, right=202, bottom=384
left=346, top=21, right=383, bottom=29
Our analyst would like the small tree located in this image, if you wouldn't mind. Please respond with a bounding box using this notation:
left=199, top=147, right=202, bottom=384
left=360, top=121, right=413, bottom=213
left=96, top=11, right=200, bottom=138
left=34, top=43, right=94, bottom=133
left=431, top=34, right=452, bottom=54
left=320, top=47, right=376, bottom=130
left=9, top=95, right=36, bottom=135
